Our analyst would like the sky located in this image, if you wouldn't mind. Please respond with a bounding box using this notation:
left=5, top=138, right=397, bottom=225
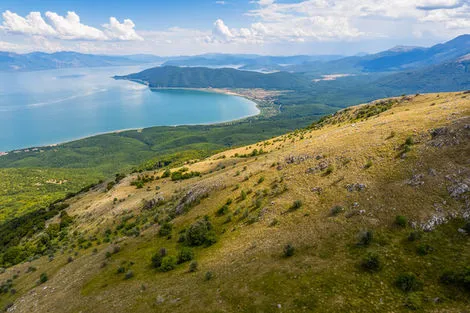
left=0, top=0, right=469, bottom=56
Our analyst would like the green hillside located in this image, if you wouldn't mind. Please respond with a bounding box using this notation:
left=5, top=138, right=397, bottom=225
left=115, top=66, right=312, bottom=89
left=0, top=92, right=469, bottom=312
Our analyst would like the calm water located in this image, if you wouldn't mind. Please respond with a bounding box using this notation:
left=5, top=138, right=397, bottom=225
left=0, top=65, right=259, bottom=152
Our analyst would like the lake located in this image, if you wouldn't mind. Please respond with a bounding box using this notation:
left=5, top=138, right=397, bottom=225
left=0, top=65, right=259, bottom=152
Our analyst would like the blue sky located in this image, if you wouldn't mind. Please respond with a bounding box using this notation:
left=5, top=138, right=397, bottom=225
left=0, top=0, right=469, bottom=56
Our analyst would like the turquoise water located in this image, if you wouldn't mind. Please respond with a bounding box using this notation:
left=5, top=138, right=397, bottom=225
left=0, top=65, right=259, bottom=151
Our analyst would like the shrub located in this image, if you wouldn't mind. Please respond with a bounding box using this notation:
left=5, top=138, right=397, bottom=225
left=364, top=160, right=373, bottom=169
left=39, top=273, right=48, bottom=284
left=124, top=270, right=134, bottom=280
left=158, top=222, right=173, bottom=237
left=258, top=177, right=265, bottom=184
left=405, top=136, right=414, bottom=146
left=189, top=261, right=198, bottom=272
left=407, top=231, right=422, bottom=242
left=160, top=256, right=177, bottom=272
left=290, top=200, right=303, bottom=211
left=395, top=273, right=422, bottom=292
left=185, top=218, right=216, bottom=247
left=283, top=244, right=295, bottom=257
left=395, top=215, right=407, bottom=227
left=325, top=165, right=334, bottom=175
left=204, top=271, right=213, bottom=281
left=358, top=230, right=373, bottom=246
left=330, top=205, right=344, bottom=216
left=177, top=247, right=194, bottom=264
left=416, top=243, right=433, bottom=256
left=462, top=222, right=470, bottom=233
left=240, top=190, right=247, bottom=200
left=161, top=169, right=171, bottom=178
left=440, top=267, right=470, bottom=291
left=151, top=248, right=167, bottom=268
left=361, top=252, right=381, bottom=272
left=216, top=205, right=229, bottom=216
left=404, top=293, right=422, bottom=310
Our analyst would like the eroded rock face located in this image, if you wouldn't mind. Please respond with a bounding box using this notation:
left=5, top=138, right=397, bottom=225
left=174, top=181, right=224, bottom=215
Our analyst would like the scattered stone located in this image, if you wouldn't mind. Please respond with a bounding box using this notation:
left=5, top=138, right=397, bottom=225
left=430, top=127, right=447, bottom=138
left=458, top=228, right=468, bottom=234
left=406, top=174, right=424, bottom=186
left=448, top=182, right=469, bottom=199
left=428, top=168, right=437, bottom=176
left=311, top=187, right=323, bottom=194
left=421, top=214, right=447, bottom=232
left=285, top=154, right=311, bottom=164
left=346, top=183, right=367, bottom=192
left=156, top=295, right=165, bottom=304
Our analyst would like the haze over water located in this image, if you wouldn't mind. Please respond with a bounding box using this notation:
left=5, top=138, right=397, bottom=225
left=0, top=65, right=259, bottom=152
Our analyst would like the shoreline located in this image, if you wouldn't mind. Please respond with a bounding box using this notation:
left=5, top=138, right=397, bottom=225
left=0, top=87, right=266, bottom=155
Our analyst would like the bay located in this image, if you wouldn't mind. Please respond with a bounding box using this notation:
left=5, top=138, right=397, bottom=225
left=0, top=65, right=259, bottom=152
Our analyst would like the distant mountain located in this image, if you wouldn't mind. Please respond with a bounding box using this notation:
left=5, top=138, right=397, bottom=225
left=0, top=51, right=163, bottom=72
left=114, top=65, right=312, bottom=89
left=161, top=54, right=344, bottom=71
left=287, top=34, right=470, bottom=75
left=376, top=54, right=470, bottom=92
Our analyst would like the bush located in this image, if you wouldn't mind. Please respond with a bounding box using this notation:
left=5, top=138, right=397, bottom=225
left=462, top=222, right=470, bottom=233
left=39, top=273, right=48, bottom=284
left=158, top=222, right=173, bottom=237
left=361, top=252, right=381, bottom=272
left=151, top=248, right=167, bottom=268
left=189, top=261, right=198, bottom=272
left=358, top=230, right=373, bottom=246
left=404, top=293, right=422, bottom=310
left=283, top=244, right=295, bottom=257
left=177, top=247, right=194, bottom=264
left=407, top=231, right=422, bottom=242
left=216, top=205, right=229, bottom=216
left=395, top=273, right=422, bottom=292
left=290, top=200, right=303, bottom=211
left=204, top=271, right=213, bottom=281
left=330, top=205, right=344, bottom=216
left=416, top=243, right=433, bottom=256
left=161, top=169, right=171, bottom=178
left=395, top=215, right=407, bottom=227
left=185, top=218, right=216, bottom=247
left=124, top=270, right=134, bottom=280
left=325, top=165, right=334, bottom=175
left=364, top=160, right=373, bottom=169
left=405, top=136, right=414, bottom=146
left=160, top=256, right=177, bottom=272
left=440, top=267, right=470, bottom=291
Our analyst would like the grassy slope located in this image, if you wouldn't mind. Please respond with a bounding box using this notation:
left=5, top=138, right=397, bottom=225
left=1, top=92, right=469, bottom=312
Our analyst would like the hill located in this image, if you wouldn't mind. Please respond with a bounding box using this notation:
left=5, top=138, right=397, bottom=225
left=288, top=34, right=470, bottom=75
left=1, top=92, right=469, bottom=312
left=114, top=66, right=313, bottom=89
left=376, top=55, right=470, bottom=93
left=0, top=51, right=163, bottom=72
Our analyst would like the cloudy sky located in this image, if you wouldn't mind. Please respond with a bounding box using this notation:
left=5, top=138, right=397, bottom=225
left=0, top=0, right=469, bottom=56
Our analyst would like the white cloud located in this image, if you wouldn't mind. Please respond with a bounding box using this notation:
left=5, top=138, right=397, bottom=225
left=45, top=11, right=107, bottom=40
left=103, top=17, right=143, bottom=41
left=1, top=10, right=142, bottom=41
left=212, top=19, right=234, bottom=42
left=1, top=11, right=56, bottom=36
